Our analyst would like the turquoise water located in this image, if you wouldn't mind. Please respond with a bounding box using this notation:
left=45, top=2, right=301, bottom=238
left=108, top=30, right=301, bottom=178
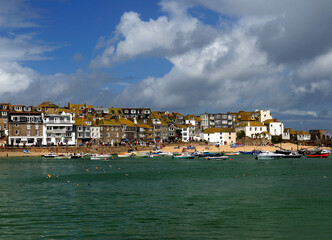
left=1, top=155, right=332, bottom=239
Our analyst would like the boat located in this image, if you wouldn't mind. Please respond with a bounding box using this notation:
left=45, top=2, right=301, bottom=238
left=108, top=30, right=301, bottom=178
left=43, top=152, right=58, bottom=158
left=224, top=152, right=240, bottom=156
left=205, top=155, right=228, bottom=160
left=117, top=152, right=134, bottom=158
left=255, top=151, right=285, bottom=160
left=252, top=150, right=262, bottom=155
left=240, top=151, right=252, bottom=155
left=283, top=151, right=302, bottom=159
left=172, top=153, right=195, bottom=159
left=153, top=151, right=173, bottom=157
left=90, top=154, right=112, bottom=160
left=306, top=152, right=329, bottom=158
left=70, top=154, right=82, bottom=159
left=54, top=154, right=71, bottom=159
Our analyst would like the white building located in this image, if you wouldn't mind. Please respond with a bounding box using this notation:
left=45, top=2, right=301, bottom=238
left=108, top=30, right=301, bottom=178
left=264, top=119, right=284, bottom=136
left=258, top=109, right=273, bottom=123
left=201, top=128, right=236, bottom=145
left=235, top=121, right=268, bottom=138
left=43, top=112, right=76, bottom=145
left=181, top=124, right=196, bottom=142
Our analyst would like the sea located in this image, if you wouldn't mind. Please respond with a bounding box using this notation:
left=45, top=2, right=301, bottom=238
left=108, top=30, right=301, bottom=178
left=1, top=155, right=332, bottom=240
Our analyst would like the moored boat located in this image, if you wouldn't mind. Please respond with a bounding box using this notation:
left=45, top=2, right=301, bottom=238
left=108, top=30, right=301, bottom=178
left=306, top=152, right=329, bottom=158
left=43, top=152, right=58, bottom=158
left=205, top=155, right=228, bottom=160
left=90, top=154, right=112, bottom=160
left=255, top=151, right=285, bottom=160
left=172, top=153, right=194, bottom=159
left=282, top=151, right=302, bottom=159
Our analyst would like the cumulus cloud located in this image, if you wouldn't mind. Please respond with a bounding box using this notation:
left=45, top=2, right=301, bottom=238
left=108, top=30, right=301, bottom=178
left=90, top=0, right=332, bottom=117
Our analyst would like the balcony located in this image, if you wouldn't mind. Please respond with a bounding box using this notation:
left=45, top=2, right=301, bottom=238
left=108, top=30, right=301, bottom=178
left=46, top=129, right=66, bottom=133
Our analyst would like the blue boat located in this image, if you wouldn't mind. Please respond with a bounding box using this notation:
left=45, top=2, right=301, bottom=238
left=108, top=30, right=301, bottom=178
left=240, top=151, right=252, bottom=155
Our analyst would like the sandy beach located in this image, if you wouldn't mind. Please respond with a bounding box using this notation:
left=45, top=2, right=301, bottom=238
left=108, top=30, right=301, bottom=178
left=0, top=143, right=330, bottom=157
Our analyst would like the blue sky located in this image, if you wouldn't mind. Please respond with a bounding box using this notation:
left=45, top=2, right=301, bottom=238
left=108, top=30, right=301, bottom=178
left=0, top=0, right=331, bottom=132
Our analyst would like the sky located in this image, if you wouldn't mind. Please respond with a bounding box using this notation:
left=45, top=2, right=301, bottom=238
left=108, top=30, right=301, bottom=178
left=0, top=0, right=331, bottom=132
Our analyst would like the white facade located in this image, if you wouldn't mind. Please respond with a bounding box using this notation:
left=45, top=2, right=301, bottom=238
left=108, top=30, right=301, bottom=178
left=236, top=122, right=268, bottom=138
left=181, top=125, right=196, bottom=142
left=297, top=133, right=311, bottom=141
left=269, top=122, right=284, bottom=136
left=201, top=130, right=236, bottom=145
left=90, top=126, right=100, bottom=139
left=258, top=110, right=273, bottom=123
left=43, top=112, right=76, bottom=145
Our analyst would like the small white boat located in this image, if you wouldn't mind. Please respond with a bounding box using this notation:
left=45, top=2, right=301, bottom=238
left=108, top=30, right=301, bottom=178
left=43, top=152, right=58, bottom=158
left=205, top=155, right=228, bottom=160
left=172, top=153, right=194, bottom=159
left=255, top=151, right=285, bottom=160
left=153, top=151, right=173, bottom=157
left=117, top=152, right=133, bottom=158
left=90, top=154, right=112, bottom=160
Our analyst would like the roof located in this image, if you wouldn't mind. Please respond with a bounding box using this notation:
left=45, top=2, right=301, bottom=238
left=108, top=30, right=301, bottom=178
left=204, top=128, right=235, bottom=134
left=263, top=119, right=280, bottom=124
left=137, top=124, right=153, bottom=129
left=38, top=101, right=59, bottom=108
left=100, top=119, right=120, bottom=126
left=237, top=121, right=265, bottom=127
left=118, top=119, right=136, bottom=127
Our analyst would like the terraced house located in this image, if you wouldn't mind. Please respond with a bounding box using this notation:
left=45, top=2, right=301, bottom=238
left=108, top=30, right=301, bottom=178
left=8, top=105, right=43, bottom=146
left=99, top=119, right=121, bottom=145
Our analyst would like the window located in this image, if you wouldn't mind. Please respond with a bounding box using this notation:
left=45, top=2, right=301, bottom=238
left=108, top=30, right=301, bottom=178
left=4, top=118, right=7, bottom=123
left=35, top=125, right=39, bottom=129
left=27, top=130, right=30, bottom=136
left=15, top=130, right=19, bottom=135
left=2, top=112, right=7, bottom=116
left=47, top=126, right=52, bottom=130
left=36, top=130, right=39, bottom=136
left=15, top=123, right=19, bottom=127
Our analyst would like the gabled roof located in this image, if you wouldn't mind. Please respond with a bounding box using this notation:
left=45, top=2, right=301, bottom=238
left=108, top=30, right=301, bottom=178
left=203, top=128, right=235, bottom=134
left=237, top=121, right=265, bottom=127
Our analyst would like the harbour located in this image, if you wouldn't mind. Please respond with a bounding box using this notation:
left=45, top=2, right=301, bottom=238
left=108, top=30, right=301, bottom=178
left=1, top=155, right=332, bottom=239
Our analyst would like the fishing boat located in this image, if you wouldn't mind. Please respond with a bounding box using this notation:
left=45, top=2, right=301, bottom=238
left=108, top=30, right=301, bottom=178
left=172, top=153, right=194, bottom=159
left=255, top=151, right=285, bottom=160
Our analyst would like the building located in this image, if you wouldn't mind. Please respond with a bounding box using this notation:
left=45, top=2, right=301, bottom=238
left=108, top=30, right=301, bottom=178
left=99, top=119, right=122, bottom=145
left=75, top=117, right=92, bottom=144
left=8, top=107, right=43, bottom=146
left=43, top=112, right=76, bottom=146
left=179, top=124, right=196, bottom=142
left=200, top=113, right=233, bottom=129
left=235, top=121, right=268, bottom=138
left=0, top=103, right=10, bottom=138
left=264, top=119, right=284, bottom=136
left=201, top=128, right=236, bottom=145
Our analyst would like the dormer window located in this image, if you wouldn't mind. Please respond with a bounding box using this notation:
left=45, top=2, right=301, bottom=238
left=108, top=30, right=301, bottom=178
left=37, top=108, right=41, bottom=111
left=79, top=106, right=84, bottom=110
left=2, top=112, right=7, bottom=116
left=45, top=107, right=48, bottom=112
left=2, top=106, right=6, bottom=109
left=55, top=108, right=58, bottom=112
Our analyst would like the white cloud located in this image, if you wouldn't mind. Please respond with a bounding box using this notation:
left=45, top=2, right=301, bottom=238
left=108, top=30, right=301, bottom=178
left=0, top=61, right=35, bottom=95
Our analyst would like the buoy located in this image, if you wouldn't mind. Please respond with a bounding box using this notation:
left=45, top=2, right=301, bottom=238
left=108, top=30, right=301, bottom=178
left=47, top=174, right=51, bottom=178
left=229, top=158, right=231, bottom=161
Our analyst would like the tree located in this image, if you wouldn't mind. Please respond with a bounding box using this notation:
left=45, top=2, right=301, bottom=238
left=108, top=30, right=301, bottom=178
left=237, top=130, right=246, bottom=139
